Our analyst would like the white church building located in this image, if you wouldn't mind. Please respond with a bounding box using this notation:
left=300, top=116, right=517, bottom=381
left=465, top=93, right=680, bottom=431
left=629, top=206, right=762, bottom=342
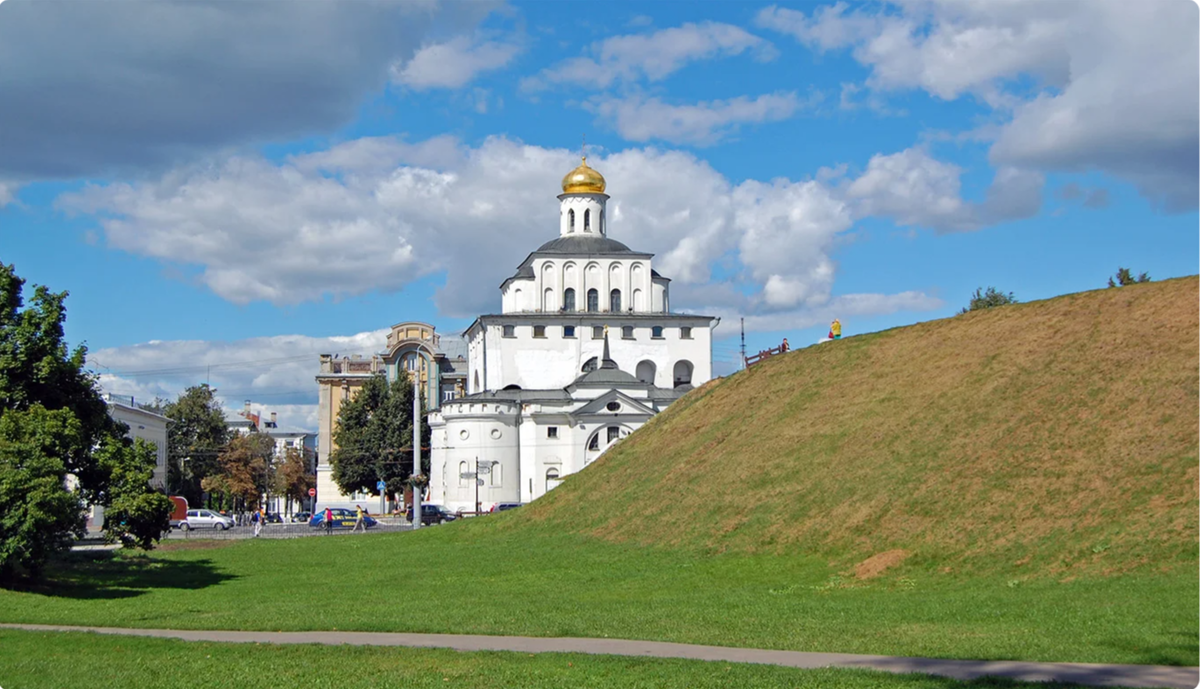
left=428, top=157, right=717, bottom=512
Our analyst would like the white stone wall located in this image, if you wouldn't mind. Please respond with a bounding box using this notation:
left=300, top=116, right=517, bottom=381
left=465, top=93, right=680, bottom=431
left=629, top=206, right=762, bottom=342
left=107, top=403, right=169, bottom=490
left=477, top=318, right=711, bottom=391
left=429, top=401, right=521, bottom=512
left=558, top=193, right=608, bottom=236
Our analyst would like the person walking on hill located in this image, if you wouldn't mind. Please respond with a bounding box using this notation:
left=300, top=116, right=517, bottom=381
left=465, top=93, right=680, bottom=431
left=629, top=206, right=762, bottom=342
left=323, top=506, right=334, bottom=535
left=352, top=504, right=365, bottom=533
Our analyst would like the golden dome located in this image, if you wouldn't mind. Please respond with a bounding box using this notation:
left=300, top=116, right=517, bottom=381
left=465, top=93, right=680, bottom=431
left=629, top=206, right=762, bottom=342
left=561, top=157, right=606, bottom=194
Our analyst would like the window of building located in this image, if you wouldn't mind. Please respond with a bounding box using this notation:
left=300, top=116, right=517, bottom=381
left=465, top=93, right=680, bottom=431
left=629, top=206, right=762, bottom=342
left=563, top=325, right=576, bottom=338
left=587, top=288, right=599, bottom=312
left=547, top=426, right=558, bottom=439
left=607, top=426, right=620, bottom=443
left=502, top=325, right=515, bottom=338
left=442, top=389, right=457, bottom=402
left=606, top=401, right=620, bottom=412
left=546, top=467, right=561, bottom=492
left=568, top=209, right=575, bottom=232
left=563, top=288, right=576, bottom=312
left=599, top=209, right=604, bottom=234
left=459, top=461, right=469, bottom=487
left=533, top=325, right=546, bottom=338
left=680, top=326, right=692, bottom=339
left=610, top=289, right=621, bottom=312
left=592, top=325, right=604, bottom=339
left=584, top=209, right=591, bottom=231
left=651, top=326, right=664, bottom=338
left=622, top=325, right=635, bottom=339
left=588, top=434, right=600, bottom=451
left=636, top=360, right=656, bottom=384
left=581, top=356, right=598, bottom=373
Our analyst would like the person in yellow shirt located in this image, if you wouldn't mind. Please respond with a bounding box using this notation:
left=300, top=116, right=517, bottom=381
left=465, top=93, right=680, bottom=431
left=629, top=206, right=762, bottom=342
left=830, top=319, right=842, bottom=339
left=353, top=504, right=365, bottom=533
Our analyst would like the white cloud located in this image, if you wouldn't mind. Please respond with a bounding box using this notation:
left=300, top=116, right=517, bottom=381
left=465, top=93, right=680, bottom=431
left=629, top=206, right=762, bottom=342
left=757, top=0, right=1199, bottom=209
left=391, top=36, right=521, bottom=90
left=0, top=182, right=15, bottom=207
left=523, top=21, right=776, bottom=90
left=89, top=329, right=395, bottom=431
left=587, top=91, right=811, bottom=145
left=844, top=147, right=1041, bottom=233
left=59, top=136, right=985, bottom=324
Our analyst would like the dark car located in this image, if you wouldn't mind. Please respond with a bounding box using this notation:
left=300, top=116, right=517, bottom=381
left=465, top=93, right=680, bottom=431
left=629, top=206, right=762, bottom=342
left=490, top=502, right=525, bottom=513
left=292, top=511, right=312, bottom=523
left=406, top=504, right=456, bottom=525
left=309, top=508, right=378, bottom=529
left=265, top=512, right=284, bottom=524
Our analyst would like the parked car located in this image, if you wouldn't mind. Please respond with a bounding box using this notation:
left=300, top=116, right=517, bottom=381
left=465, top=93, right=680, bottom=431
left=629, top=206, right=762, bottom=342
left=181, top=509, right=234, bottom=531
left=490, top=502, right=525, bottom=513
left=291, top=511, right=312, bottom=523
left=308, top=508, right=378, bottom=530
left=265, top=512, right=284, bottom=524
left=407, top=504, right=456, bottom=525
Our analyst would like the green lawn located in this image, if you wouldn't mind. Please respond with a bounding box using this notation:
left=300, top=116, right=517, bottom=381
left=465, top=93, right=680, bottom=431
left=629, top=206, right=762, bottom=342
left=0, top=629, right=1141, bottom=689
left=1, top=525, right=1195, bottom=667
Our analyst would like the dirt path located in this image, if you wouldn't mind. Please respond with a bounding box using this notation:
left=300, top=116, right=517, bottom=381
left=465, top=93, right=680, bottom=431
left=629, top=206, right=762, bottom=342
left=4, top=623, right=1195, bottom=688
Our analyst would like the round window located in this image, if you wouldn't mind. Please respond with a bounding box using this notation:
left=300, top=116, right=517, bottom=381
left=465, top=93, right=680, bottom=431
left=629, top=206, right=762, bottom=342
left=606, top=401, right=621, bottom=412
left=490, top=428, right=502, bottom=440
left=459, top=429, right=470, bottom=440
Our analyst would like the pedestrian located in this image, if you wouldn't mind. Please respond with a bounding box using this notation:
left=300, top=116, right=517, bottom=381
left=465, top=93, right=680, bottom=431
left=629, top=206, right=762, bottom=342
left=251, top=508, right=261, bottom=537
left=352, top=504, right=365, bottom=533
left=831, top=318, right=842, bottom=340
left=323, top=506, right=334, bottom=535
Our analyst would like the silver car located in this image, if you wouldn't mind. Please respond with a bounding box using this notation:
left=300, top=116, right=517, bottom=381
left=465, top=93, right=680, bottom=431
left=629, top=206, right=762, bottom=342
left=181, top=509, right=234, bottom=531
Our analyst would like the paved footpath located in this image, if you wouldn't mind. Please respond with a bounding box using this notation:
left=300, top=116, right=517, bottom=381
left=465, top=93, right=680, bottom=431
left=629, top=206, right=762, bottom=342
left=3, top=623, right=1196, bottom=689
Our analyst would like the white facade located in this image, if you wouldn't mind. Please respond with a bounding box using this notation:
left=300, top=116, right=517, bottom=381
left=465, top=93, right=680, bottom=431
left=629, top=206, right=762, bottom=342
left=429, top=159, right=716, bottom=513
left=104, top=394, right=170, bottom=490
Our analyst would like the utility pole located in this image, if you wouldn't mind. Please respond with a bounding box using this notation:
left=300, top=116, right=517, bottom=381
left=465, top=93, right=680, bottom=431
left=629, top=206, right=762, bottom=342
left=740, top=317, right=746, bottom=370
left=412, top=379, right=422, bottom=530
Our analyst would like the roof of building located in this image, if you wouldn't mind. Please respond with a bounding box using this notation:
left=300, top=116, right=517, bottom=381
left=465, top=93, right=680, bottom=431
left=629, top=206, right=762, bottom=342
left=533, top=234, right=646, bottom=255
left=437, top=336, right=468, bottom=360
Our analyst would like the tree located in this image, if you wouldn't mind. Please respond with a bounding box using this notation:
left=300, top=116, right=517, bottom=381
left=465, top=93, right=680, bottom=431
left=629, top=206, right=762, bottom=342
left=1107, top=267, right=1151, bottom=288
left=330, top=373, right=430, bottom=500
left=275, top=446, right=315, bottom=514
left=99, top=439, right=173, bottom=549
left=162, top=384, right=230, bottom=506
left=202, top=432, right=272, bottom=512
left=961, top=286, right=1018, bottom=314
left=0, top=263, right=170, bottom=579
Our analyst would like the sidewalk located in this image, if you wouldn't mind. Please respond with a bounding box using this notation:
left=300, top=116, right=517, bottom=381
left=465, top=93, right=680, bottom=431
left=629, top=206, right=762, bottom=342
left=3, top=623, right=1195, bottom=688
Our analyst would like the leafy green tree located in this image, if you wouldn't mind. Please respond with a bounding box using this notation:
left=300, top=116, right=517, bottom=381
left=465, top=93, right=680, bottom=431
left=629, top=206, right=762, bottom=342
left=960, top=286, right=1018, bottom=314
left=331, top=373, right=430, bottom=499
left=162, top=385, right=230, bottom=506
left=0, top=262, right=170, bottom=579
left=1107, top=267, right=1151, bottom=287
left=99, top=438, right=173, bottom=549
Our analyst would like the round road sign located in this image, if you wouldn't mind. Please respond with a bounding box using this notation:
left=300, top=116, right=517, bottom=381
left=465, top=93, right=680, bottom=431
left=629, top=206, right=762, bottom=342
left=308, top=488, right=317, bottom=497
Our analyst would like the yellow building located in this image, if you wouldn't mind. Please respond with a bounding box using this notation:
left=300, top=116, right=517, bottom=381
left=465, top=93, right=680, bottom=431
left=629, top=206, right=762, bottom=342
left=314, top=321, right=466, bottom=510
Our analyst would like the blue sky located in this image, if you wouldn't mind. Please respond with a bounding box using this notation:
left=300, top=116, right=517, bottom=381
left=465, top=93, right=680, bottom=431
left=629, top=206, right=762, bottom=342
left=0, top=0, right=1195, bottom=429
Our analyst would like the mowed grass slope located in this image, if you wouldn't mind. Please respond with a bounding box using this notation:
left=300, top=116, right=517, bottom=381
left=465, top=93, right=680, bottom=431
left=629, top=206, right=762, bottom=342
left=521, top=277, right=1199, bottom=577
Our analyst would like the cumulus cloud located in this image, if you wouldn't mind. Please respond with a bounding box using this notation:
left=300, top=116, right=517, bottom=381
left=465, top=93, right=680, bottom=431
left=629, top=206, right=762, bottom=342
left=89, top=329, right=398, bottom=431
left=0, top=0, right=493, bottom=181
left=523, top=21, right=776, bottom=91
left=757, top=0, right=1198, bottom=210
left=587, top=91, right=812, bottom=145
left=391, top=35, right=521, bottom=90
left=58, top=135, right=993, bottom=324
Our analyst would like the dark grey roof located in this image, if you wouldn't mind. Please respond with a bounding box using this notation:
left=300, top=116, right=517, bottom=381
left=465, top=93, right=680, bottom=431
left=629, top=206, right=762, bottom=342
left=534, top=235, right=648, bottom=256
left=572, top=367, right=643, bottom=387
left=452, top=389, right=573, bottom=403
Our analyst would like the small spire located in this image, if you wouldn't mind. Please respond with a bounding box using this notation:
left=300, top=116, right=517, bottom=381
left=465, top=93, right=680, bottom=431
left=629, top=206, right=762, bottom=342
left=581, top=134, right=587, bottom=164
left=600, top=329, right=618, bottom=370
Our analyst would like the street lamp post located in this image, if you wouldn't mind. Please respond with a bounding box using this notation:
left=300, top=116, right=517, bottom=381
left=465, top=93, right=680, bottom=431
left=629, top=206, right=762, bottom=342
left=412, top=377, right=422, bottom=530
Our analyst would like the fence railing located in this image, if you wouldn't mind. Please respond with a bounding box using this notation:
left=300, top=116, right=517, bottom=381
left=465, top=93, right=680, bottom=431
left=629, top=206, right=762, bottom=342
left=745, top=338, right=790, bottom=368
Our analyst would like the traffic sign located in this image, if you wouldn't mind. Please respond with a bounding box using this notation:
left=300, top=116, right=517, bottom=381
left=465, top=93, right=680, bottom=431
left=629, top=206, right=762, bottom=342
left=376, top=480, right=387, bottom=491
left=308, top=488, right=316, bottom=497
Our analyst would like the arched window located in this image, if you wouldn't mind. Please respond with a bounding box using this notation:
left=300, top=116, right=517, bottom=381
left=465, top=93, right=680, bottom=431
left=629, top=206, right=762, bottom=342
left=459, top=461, right=468, bottom=487
left=599, top=209, right=604, bottom=234
left=545, top=467, right=561, bottom=492
left=581, top=357, right=598, bottom=373
left=543, top=288, right=554, bottom=312
left=586, top=288, right=599, bottom=312
left=587, top=434, right=600, bottom=451
left=651, top=326, right=663, bottom=338
left=568, top=209, right=575, bottom=232
left=584, top=209, right=591, bottom=231
left=563, top=288, right=576, bottom=312
left=402, top=352, right=420, bottom=371
left=673, top=360, right=694, bottom=388
left=636, top=360, right=656, bottom=385
left=473, top=371, right=480, bottom=391
left=610, top=289, right=621, bottom=312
